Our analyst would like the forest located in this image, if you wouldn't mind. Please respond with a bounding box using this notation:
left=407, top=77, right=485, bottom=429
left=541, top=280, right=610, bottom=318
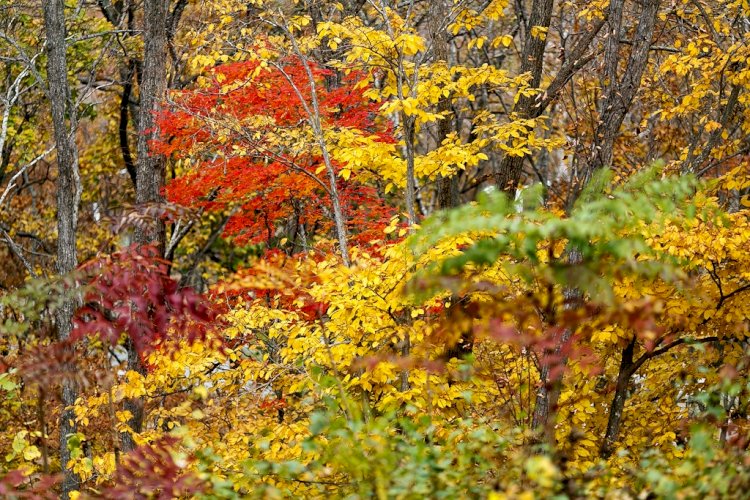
left=0, top=0, right=749, bottom=498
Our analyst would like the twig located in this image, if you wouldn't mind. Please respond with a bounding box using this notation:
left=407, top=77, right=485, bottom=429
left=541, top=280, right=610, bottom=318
left=0, top=145, right=55, bottom=207
left=0, top=226, right=37, bottom=277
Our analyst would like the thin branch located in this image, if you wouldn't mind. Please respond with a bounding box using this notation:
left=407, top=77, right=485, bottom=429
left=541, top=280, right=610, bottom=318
left=685, top=84, right=741, bottom=174
left=718, top=282, right=750, bottom=309
left=165, top=214, right=198, bottom=262
left=633, top=336, right=720, bottom=373
left=0, top=226, right=37, bottom=277
left=178, top=212, right=233, bottom=288
left=0, top=145, right=55, bottom=207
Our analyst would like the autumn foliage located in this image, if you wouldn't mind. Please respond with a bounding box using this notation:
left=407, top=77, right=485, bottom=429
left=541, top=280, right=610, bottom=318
left=74, top=244, right=216, bottom=357
left=1, top=0, right=750, bottom=499
left=155, top=57, right=396, bottom=247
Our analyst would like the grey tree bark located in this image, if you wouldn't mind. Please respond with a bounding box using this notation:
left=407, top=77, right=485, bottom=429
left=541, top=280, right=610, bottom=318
left=42, top=0, right=83, bottom=497
left=134, top=0, right=168, bottom=252
left=121, top=0, right=169, bottom=454
left=578, top=0, right=660, bottom=186
left=98, top=1, right=140, bottom=189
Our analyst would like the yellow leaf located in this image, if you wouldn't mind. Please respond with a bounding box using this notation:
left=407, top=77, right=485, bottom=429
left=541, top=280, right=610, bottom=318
left=23, top=446, right=41, bottom=461
left=116, top=410, right=133, bottom=423
left=193, top=385, right=209, bottom=400
left=530, top=26, right=548, bottom=40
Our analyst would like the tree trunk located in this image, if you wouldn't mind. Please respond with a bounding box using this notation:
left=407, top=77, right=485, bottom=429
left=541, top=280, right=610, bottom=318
left=122, top=0, right=169, bottom=454
left=430, top=0, right=459, bottom=211
left=493, top=0, right=555, bottom=196
left=492, top=9, right=605, bottom=197
left=402, top=112, right=418, bottom=225
left=600, top=337, right=636, bottom=458
left=119, top=61, right=137, bottom=189
left=580, top=0, right=660, bottom=183
left=533, top=0, right=659, bottom=434
left=531, top=254, right=582, bottom=437
left=134, top=0, right=168, bottom=252
left=42, top=0, right=83, bottom=497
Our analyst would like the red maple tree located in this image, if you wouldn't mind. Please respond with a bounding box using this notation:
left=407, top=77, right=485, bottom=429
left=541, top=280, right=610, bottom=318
left=154, top=57, right=396, bottom=248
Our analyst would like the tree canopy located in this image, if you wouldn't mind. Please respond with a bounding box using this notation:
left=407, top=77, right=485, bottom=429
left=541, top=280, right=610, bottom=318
left=0, top=0, right=749, bottom=498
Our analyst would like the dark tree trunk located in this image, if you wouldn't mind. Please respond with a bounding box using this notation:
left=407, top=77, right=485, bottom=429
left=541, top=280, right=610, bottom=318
left=430, top=0, right=459, bottom=210
left=435, top=106, right=458, bottom=209
left=493, top=0, right=555, bottom=196
left=42, top=0, right=82, bottom=497
left=121, top=0, right=169, bottom=454
left=492, top=10, right=605, bottom=197
left=600, top=337, right=636, bottom=458
left=119, top=61, right=137, bottom=189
